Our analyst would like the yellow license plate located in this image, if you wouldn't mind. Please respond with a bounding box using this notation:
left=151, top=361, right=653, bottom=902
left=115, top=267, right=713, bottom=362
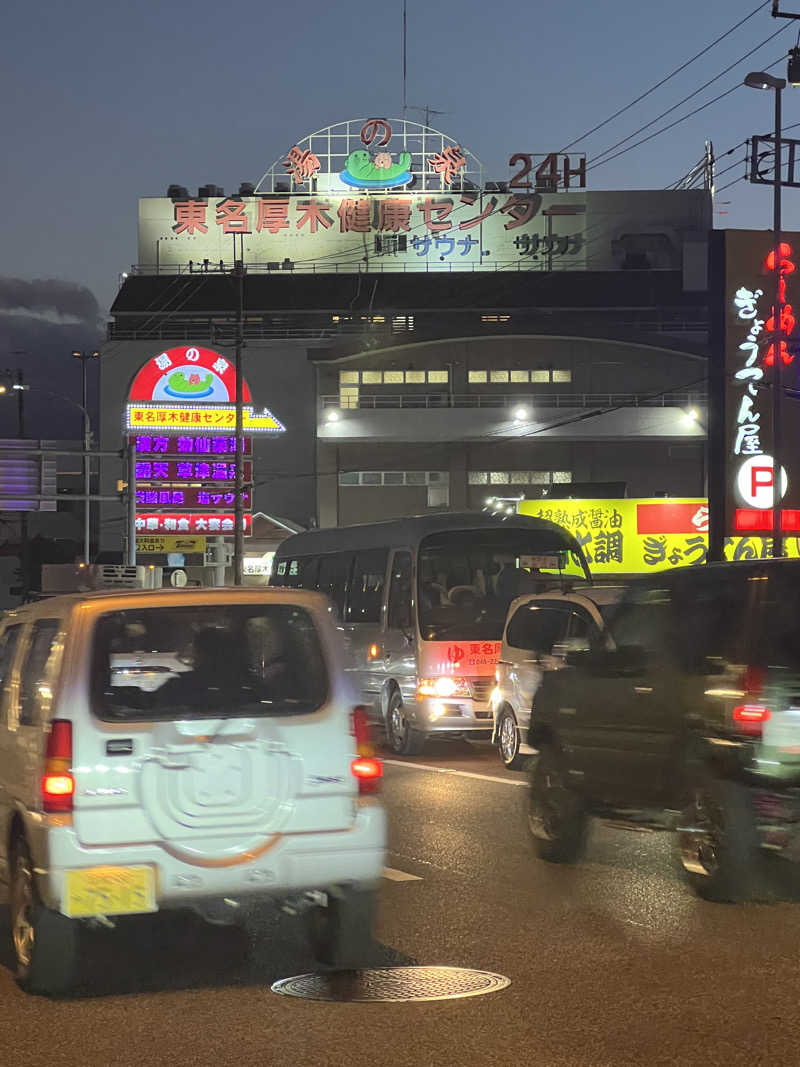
left=62, top=865, right=157, bottom=918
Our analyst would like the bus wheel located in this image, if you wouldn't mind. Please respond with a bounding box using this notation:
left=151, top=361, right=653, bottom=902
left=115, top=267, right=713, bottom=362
left=386, top=691, right=425, bottom=756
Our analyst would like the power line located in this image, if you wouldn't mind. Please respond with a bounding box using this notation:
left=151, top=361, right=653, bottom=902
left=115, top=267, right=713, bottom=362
left=560, top=1, right=772, bottom=152
left=590, top=23, right=791, bottom=166
left=590, top=52, right=788, bottom=172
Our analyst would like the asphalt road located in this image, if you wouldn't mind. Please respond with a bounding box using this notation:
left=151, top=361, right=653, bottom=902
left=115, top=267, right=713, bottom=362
left=2, top=739, right=800, bottom=1066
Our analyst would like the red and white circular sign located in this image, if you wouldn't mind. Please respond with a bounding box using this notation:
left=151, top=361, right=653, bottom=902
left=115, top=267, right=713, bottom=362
left=128, top=346, right=252, bottom=404
left=736, top=455, right=788, bottom=508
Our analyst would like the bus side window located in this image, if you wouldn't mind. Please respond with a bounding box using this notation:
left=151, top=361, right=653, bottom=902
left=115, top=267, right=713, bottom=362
left=347, top=550, right=388, bottom=623
left=387, top=552, right=413, bottom=632
left=317, top=552, right=353, bottom=617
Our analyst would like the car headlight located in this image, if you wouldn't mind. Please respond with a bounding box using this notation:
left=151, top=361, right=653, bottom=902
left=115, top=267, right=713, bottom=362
left=417, top=676, right=472, bottom=699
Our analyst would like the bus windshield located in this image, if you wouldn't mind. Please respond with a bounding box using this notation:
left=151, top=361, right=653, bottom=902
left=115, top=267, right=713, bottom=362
left=418, top=529, right=583, bottom=641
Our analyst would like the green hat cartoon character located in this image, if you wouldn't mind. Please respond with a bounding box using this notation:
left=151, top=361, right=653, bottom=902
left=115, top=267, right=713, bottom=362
left=341, top=148, right=412, bottom=189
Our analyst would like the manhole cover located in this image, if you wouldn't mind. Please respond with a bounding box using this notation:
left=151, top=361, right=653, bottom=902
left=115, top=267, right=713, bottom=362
left=271, top=965, right=510, bottom=1003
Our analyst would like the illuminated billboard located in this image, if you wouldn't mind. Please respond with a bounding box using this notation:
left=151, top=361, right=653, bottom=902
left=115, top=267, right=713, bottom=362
left=722, top=230, right=800, bottom=536
left=520, top=498, right=800, bottom=575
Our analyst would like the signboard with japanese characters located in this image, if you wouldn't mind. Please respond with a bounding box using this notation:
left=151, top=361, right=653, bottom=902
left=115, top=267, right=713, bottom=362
left=136, top=535, right=207, bottom=554
left=135, top=514, right=252, bottom=535
left=128, top=345, right=284, bottom=539
left=723, top=230, right=800, bottom=536
left=139, top=118, right=586, bottom=274
left=520, top=498, right=800, bottom=575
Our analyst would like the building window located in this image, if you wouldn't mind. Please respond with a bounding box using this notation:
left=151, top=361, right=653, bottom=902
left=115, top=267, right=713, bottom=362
left=339, top=386, right=359, bottom=409
left=339, top=369, right=449, bottom=386
left=469, top=470, right=572, bottom=486
left=338, top=471, right=450, bottom=487
left=468, top=369, right=571, bottom=384
left=392, top=315, right=415, bottom=332
left=427, top=486, right=450, bottom=508
left=480, top=315, right=511, bottom=323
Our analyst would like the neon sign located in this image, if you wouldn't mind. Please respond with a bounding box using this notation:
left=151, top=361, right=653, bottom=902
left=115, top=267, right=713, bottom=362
left=764, top=243, right=796, bottom=366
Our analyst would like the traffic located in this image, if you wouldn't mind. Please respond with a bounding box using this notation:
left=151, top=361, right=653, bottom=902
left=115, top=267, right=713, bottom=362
left=1, top=509, right=798, bottom=1011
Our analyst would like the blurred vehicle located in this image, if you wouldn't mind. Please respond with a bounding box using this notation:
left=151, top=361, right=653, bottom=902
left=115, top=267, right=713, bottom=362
left=271, top=512, right=591, bottom=756
left=525, top=560, right=800, bottom=902
left=0, top=587, right=385, bottom=994
left=491, top=586, right=622, bottom=769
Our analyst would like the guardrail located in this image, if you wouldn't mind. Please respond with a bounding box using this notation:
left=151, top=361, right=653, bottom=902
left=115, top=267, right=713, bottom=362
left=320, top=391, right=707, bottom=411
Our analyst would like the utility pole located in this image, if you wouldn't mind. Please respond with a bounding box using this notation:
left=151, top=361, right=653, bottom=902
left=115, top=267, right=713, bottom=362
left=772, top=2, right=800, bottom=19
left=72, top=350, right=99, bottom=565
left=233, top=236, right=245, bottom=586
left=772, top=82, right=785, bottom=558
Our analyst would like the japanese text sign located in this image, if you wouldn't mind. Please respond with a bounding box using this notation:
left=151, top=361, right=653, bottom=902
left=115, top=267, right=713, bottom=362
left=126, top=404, right=283, bottom=434
left=134, top=514, right=252, bottom=535
left=521, top=498, right=800, bottom=574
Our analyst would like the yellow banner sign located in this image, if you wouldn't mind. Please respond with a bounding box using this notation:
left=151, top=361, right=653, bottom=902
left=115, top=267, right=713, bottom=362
left=126, top=404, right=283, bottom=433
left=520, top=498, right=800, bottom=575
left=136, top=535, right=207, bottom=554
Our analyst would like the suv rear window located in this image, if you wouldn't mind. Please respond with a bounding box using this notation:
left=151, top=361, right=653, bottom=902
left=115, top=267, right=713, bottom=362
left=92, top=604, right=328, bottom=721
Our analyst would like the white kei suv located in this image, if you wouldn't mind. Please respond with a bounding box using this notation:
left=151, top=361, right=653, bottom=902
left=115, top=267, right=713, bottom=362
left=491, top=587, right=622, bottom=769
left=0, top=587, right=385, bottom=994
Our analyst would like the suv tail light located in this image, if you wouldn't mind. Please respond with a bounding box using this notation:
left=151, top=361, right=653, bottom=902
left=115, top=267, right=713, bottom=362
left=42, top=719, right=74, bottom=813
left=351, top=705, right=382, bottom=795
left=733, top=704, right=771, bottom=738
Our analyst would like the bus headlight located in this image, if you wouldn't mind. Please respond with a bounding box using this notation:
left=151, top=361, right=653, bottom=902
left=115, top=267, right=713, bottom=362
left=417, top=677, right=472, bottom=699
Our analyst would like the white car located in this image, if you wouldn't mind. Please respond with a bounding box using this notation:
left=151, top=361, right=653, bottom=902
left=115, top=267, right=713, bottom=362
left=0, top=587, right=386, bottom=994
left=491, top=587, right=622, bottom=769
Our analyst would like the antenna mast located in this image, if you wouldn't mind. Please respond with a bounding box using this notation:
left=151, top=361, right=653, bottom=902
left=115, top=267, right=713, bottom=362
left=402, top=1, right=407, bottom=119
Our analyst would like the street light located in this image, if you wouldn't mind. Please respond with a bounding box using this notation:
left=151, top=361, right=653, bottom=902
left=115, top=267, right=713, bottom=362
left=71, top=350, right=100, bottom=564
left=745, top=70, right=787, bottom=558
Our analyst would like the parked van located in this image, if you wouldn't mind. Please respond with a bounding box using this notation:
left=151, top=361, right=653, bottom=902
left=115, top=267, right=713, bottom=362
left=0, top=588, right=385, bottom=993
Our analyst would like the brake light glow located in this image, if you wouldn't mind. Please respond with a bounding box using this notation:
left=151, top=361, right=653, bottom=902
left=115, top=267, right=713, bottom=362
left=351, top=706, right=381, bottom=794
left=351, top=756, right=383, bottom=795
left=733, top=704, right=771, bottom=737
left=42, top=719, right=74, bottom=813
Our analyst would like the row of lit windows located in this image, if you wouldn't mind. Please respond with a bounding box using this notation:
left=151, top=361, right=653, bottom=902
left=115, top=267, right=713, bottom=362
left=339, top=369, right=449, bottom=385
left=339, top=471, right=449, bottom=486
left=468, top=369, right=572, bottom=384
left=338, top=368, right=571, bottom=386
left=468, top=471, right=573, bottom=486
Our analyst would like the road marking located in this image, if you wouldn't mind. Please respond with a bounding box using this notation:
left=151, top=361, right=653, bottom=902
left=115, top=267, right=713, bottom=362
left=383, top=866, right=423, bottom=882
left=383, top=759, right=527, bottom=788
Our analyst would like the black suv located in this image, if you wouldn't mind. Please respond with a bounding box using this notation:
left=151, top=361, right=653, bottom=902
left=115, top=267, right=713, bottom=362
left=525, top=559, right=800, bottom=901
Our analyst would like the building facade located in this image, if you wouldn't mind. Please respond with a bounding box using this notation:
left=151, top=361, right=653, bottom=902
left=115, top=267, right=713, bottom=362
left=100, top=118, right=711, bottom=552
